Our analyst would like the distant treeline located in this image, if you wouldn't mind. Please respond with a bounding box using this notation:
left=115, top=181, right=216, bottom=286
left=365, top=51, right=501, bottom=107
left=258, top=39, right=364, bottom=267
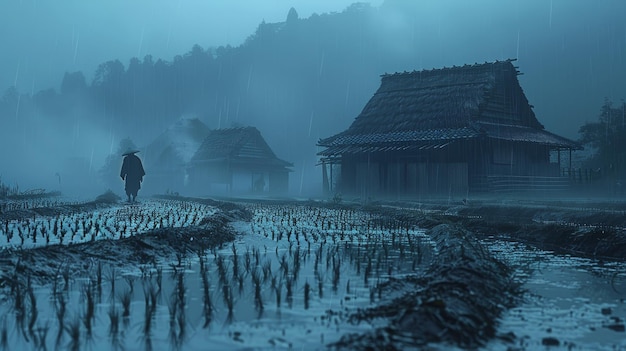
left=0, top=4, right=393, bottom=162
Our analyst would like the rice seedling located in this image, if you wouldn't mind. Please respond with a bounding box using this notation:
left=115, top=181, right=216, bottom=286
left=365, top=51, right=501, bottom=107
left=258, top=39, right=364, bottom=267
left=1, top=317, right=7, bottom=351
left=231, top=243, right=239, bottom=279
left=271, top=277, right=282, bottom=308
left=325, top=247, right=333, bottom=270
left=142, top=285, right=156, bottom=343
left=18, top=226, right=24, bottom=245
left=222, top=284, right=234, bottom=321
left=62, top=264, right=71, bottom=292
left=155, top=265, right=163, bottom=294
left=244, top=247, right=252, bottom=273
left=12, top=279, right=25, bottom=332
left=124, top=276, right=135, bottom=294
left=107, top=268, right=116, bottom=302
left=332, top=257, right=341, bottom=292
left=285, top=276, right=294, bottom=308
left=237, top=271, right=245, bottom=295
left=175, top=252, right=184, bottom=268
left=96, top=260, right=103, bottom=299
left=254, top=247, right=261, bottom=267
left=200, top=267, right=213, bottom=328
left=65, top=315, right=81, bottom=351
left=314, top=246, right=322, bottom=270
left=54, top=292, right=66, bottom=346
left=316, top=272, right=324, bottom=299
left=26, top=275, right=38, bottom=336
left=140, top=265, right=150, bottom=279
left=119, top=289, right=132, bottom=318
left=168, top=293, right=178, bottom=347
left=109, top=313, right=124, bottom=351
left=304, top=281, right=311, bottom=310
left=108, top=305, right=119, bottom=337
left=280, top=254, right=289, bottom=278
left=143, top=282, right=159, bottom=319
left=30, top=324, right=50, bottom=350
left=170, top=272, right=187, bottom=343
left=262, top=260, right=272, bottom=283
left=292, top=247, right=301, bottom=281
left=83, top=281, right=95, bottom=338
left=216, top=255, right=228, bottom=287
left=252, top=270, right=264, bottom=313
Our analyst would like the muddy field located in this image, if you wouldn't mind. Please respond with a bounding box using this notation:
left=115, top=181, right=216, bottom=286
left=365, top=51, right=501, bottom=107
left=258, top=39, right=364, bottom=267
left=0, top=193, right=625, bottom=350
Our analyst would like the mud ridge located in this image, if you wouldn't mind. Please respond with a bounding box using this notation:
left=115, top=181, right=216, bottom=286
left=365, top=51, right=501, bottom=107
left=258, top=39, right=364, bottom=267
left=449, top=205, right=626, bottom=261
left=0, top=200, right=249, bottom=291
left=329, top=223, right=520, bottom=350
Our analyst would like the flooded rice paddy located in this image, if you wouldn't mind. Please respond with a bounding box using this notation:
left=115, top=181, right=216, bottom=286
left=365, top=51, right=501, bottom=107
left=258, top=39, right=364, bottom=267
left=484, top=239, right=626, bottom=350
left=0, top=199, right=215, bottom=249
left=1, top=197, right=625, bottom=350
left=0, top=200, right=433, bottom=350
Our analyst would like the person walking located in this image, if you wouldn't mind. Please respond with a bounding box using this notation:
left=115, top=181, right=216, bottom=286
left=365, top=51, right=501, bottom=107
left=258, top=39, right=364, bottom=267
left=120, top=149, right=145, bottom=203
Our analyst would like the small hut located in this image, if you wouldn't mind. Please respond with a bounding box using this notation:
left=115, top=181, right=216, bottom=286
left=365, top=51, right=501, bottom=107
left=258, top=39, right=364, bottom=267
left=317, top=59, right=581, bottom=198
left=188, top=127, right=293, bottom=195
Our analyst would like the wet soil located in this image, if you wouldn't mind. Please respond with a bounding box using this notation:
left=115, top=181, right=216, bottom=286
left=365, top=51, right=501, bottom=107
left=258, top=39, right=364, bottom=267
left=0, top=195, right=250, bottom=289
left=329, top=223, right=520, bottom=350
left=1, top=194, right=624, bottom=350
left=451, top=202, right=626, bottom=260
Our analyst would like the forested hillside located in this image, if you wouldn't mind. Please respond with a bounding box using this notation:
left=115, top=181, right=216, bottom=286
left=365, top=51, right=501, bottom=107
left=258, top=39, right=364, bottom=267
left=1, top=3, right=413, bottom=193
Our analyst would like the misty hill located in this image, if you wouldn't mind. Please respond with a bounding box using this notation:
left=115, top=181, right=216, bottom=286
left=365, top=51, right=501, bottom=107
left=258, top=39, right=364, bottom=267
left=2, top=1, right=625, bottom=195
left=1, top=3, right=392, bottom=194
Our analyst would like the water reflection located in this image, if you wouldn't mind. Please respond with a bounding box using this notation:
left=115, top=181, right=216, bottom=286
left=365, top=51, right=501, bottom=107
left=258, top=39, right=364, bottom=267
left=484, top=239, right=626, bottom=350
left=0, top=203, right=434, bottom=350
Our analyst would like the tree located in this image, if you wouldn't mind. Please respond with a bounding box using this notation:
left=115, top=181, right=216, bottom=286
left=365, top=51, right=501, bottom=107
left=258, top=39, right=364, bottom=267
left=286, top=7, right=299, bottom=23
left=92, top=60, right=125, bottom=87
left=579, top=98, right=626, bottom=180
left=61, top=71, right=87, bottom=95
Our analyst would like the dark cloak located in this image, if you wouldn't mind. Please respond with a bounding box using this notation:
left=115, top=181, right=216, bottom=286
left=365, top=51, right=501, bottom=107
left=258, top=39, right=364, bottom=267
left=120, top=153, right=146, bottom=195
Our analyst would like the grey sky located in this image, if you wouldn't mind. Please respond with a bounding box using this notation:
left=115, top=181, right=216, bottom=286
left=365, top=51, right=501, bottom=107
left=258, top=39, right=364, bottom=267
left=0, top=0, right=383, bottom=92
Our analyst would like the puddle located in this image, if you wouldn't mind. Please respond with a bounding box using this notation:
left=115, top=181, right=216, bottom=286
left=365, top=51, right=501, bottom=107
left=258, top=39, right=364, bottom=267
left=484, top=240, right=626, bottom=350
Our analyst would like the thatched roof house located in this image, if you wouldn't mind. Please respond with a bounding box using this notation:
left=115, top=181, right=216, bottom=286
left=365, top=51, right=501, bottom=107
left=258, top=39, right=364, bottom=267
left=188, top=127, right=292, bottom=195
left=318, top=59, right=580, bottom=197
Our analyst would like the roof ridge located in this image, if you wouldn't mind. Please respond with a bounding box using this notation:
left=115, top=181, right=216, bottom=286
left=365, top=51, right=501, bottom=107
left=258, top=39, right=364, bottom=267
left=381, top=58, right=518, bottom=78
left=211, top=126, right=256, bottom=132
left=375, top=80, right=489, bottom=95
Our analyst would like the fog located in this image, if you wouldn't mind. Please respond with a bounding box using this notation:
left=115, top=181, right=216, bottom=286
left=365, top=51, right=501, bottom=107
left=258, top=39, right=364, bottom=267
left=1, top=0, right=383, bottom=91
left=1, top=0, right=625, bottom=198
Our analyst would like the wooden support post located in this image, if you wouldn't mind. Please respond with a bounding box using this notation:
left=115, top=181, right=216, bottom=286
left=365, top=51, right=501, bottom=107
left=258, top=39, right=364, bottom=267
left=329, top=162, right=333, bottom=193
left=322, top=161, right=329, bottom=194
left=569, top=148, right=572, bottom=179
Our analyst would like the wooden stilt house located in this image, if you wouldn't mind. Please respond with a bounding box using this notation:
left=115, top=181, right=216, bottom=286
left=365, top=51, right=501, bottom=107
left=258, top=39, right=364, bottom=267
left=317, top=59, right=581, bottom=198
